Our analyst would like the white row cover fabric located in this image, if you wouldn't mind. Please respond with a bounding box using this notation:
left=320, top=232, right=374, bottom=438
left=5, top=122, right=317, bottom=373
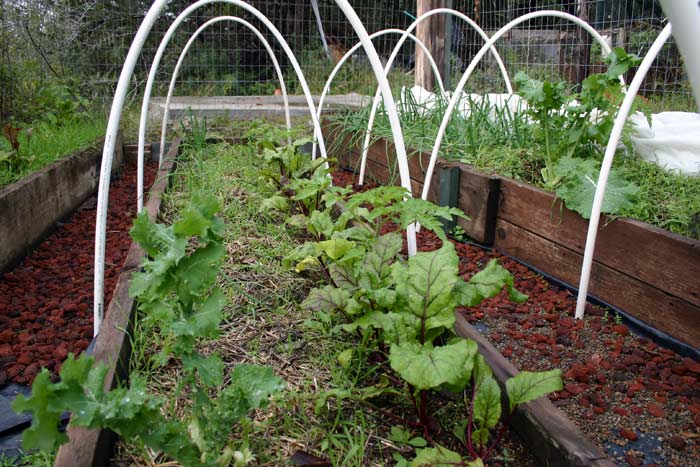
left=400, top=85, right=700, bottom=176
left=629, top=111, right=700, bottom=175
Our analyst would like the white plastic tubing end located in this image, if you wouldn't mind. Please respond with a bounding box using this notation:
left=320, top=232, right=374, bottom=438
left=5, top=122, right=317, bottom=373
left=335, top=0, right=417, bottom=257
left=573, top=23, right=672, bottom=319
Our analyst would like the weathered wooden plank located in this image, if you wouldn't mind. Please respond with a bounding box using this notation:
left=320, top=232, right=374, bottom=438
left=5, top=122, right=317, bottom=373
left=493, top=218, right=700, bottom=348
left=498, top=178, right=700, bottom=307
left=454, top=316, right=617, bottom=467
left=439, top=161, right=501, bottom=244
left=54, top=140, right=180, bottom=467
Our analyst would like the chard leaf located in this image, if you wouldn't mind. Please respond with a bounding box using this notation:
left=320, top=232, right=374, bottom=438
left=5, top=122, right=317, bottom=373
left=473, top=375, right=502, bottom=431
left=349, top=311, right=419, bottom=345
left=409, top=445, right=468, bottom=467
left=295, top=256, right=320, bottom=273
left=328, top=263, right=358, bottom=291
left=314, top=384, right=400, bottom=414
left=471, top=428, right=490, bottom=448
left=554, top=155, right=639, bottom=218
left=357, top=232, right=402, bottom=291
left=389, top=340, right=475, bottom=391
left=260, top=195, right=288, bottom=212
left=392, top=243, right=459, bottom=338
left=454, top=259, right=527, bottom=307
left=506, top=369, right=563, bottom=413
left=301, top=285, right=350, bottom=313
left=314, top=238, right=356, bottom=261
left=307, top=210, right=335, bottom=238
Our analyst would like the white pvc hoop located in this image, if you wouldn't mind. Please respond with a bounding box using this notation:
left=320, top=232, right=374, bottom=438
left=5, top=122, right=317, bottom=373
left=358, top=8, right=513, bottom=186
left=137, top=0, right=329, bottom=216
left=574, top=24, right=673, bottom=319
left=158, top=16, right=292, bottom=167
left=94, top=0, right=169, bottom=336
left=96, top=0, right=328, bottom=336
left=335, top=0, right=417, bottom=257
left=421, top=10, right=621, bottom=205
left=311, top=28, right=445, bottom=160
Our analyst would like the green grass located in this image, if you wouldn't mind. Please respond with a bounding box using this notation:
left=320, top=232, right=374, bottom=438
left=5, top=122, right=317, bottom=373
left=0, top=114, right=106, bottom=187
left=114, top=132, right=405, bottom=465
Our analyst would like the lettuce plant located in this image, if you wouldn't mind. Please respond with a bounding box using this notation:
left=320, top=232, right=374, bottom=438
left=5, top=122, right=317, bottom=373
left=13, top=195, right=284, bottom=467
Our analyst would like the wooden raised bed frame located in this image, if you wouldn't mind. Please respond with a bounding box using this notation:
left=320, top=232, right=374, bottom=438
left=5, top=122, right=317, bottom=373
left=325, top=129, right=700, bottom=350
left=53, top=139, right=181, bottom=467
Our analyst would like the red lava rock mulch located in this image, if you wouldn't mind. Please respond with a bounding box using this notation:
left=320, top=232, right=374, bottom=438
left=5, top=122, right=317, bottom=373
left=331, top=168, right=378, bottom=193
left=0, top=163, right=157, bottom=388
left=396, top=226, right=700, bottom=467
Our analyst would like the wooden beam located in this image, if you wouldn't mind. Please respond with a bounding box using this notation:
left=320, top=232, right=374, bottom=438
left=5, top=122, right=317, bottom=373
left=415, top=0, right=446, bottom=91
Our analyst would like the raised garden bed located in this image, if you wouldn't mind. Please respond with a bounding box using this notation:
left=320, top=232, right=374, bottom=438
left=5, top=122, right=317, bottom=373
left=54, top=139, right=180, bottom=467
left=325, top=130, right=700, bottom=352
left=0, top=132, right=123, bottom=274
left=333, top=169, right=700, bottom=466
left=0, top=139, right=178, bottom=463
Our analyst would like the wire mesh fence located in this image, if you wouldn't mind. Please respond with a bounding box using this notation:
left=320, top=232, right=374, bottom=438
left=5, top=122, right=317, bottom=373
left=1, top=0, right=694, bottom=120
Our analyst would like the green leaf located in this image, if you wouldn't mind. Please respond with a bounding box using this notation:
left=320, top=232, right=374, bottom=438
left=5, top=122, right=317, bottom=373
left=473, top=375, right=502, bottom=432
left=175, top=242, right=226, bottom=300
left=170, top=288, right=225, bottom=339
left=182, top=353, right=225, bottom=387
left=314, top=238, right=356, bottom=261
left=409, top=445, right=464, bottom=467
left=554, top=156, right=639, bottom=218
left=454, top=259, right=527, bottom=307
left=392, top=243, right=459, bottom=338
left=357, top=233, right=402, bottom=291
left=389, top=340, right=476, bottom=391
left=260, top=195, right=288, bottom=212
left=506, top=369, right=563, bottom=413
left=129, top=212, right=176, bottom=257
left=337, top=349, right=353, bottom=368
left=349, top=311, right=419, bottom=345
left=471, top=428, right=490, bottom=448
left=295, top=256, right=320, bottom=273
left=228, top=364, right=285, bottom=410
left=12, top=370, right=69, bottom=451
left=301, top=285, right=350, bottom=313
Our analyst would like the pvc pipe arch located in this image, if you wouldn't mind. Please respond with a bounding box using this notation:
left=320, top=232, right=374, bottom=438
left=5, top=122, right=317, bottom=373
left=158, top=16, right=292, bottom=167
left=420, top=10, right=622, bottom=207
left=311, top=28, right=445, bottom=160
left=94, top=0, right=169, bottom=336
left=335, top=0, right=417, bottom=257
left=574, top=24, right=673, bottom=319
left=96, top=0, right=329, bottom=336
left=137, top=0, right=330, bottom=217
left=358, top=8, right=513, bottom=186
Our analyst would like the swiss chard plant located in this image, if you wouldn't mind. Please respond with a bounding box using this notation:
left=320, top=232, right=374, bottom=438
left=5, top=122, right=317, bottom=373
left=253, top=135, right=562, bottom=465
left=514, top=47, right=642, bottom=217
left=13, top=195, right=284, bottom=467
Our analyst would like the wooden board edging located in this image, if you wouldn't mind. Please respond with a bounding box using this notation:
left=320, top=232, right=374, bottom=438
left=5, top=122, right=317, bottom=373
left=0, top=133, right=123, bottom=274
left=454, top=315, right=617, bottom=467
left=497, top=177, right=700, bottom=308
left=53, top=139, right=180, bottom=467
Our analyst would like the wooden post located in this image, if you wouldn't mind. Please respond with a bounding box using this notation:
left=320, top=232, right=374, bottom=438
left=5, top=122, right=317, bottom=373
left=415, top=0, right=446, bottom=91
left=575, top=0, right=591, bottom=84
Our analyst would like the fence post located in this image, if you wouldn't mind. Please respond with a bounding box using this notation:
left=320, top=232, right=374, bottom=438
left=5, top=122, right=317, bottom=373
left=416, top=0, right=446, bottom=91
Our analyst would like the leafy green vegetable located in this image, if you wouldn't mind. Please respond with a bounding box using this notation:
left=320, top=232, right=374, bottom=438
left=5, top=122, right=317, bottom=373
left=554, top=155, right=639, bottom=218
left=506, top=369, right=563, bottom=413
left=13, top=196, right=283, bottom=467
